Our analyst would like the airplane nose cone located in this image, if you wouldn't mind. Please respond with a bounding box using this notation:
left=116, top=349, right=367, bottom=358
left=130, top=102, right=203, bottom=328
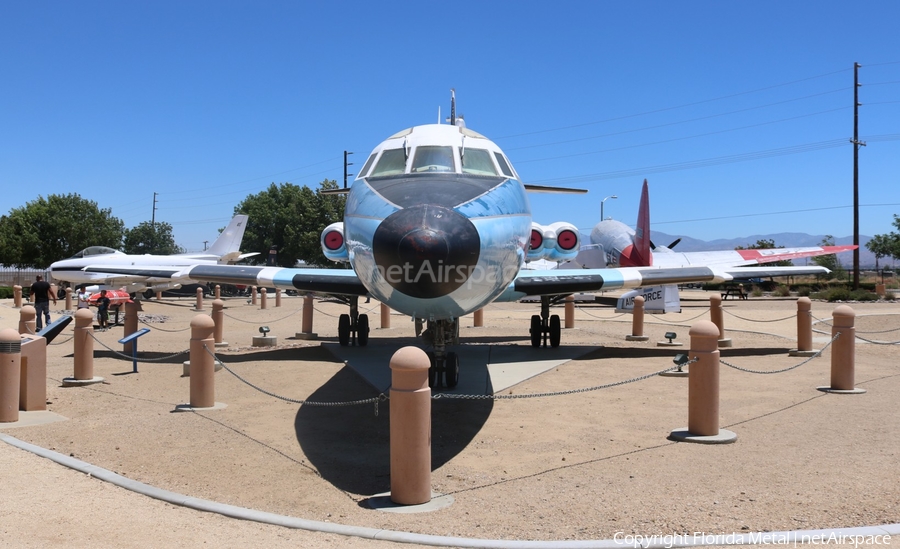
left=373, top=205, right=480, bottom=299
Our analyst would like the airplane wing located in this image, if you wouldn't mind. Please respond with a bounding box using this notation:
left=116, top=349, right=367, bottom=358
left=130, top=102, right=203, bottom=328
left=501, top=264, right=829, bottom=300
left=84, top=264, right=368, bottom=296
left=652, top=245, right=857, bottom=269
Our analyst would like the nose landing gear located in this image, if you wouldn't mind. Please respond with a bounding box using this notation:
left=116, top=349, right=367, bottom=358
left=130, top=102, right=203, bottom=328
left=419, top=318, right=460, bottom=389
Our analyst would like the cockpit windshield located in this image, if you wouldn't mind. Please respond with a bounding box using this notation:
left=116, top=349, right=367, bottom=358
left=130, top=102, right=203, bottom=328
left=461, top=148, right=498, bottom=176
left=68, top=246, right=120, bottom=259
left=411, top=146, right=455, bottom=173
left=369, top=149, right=407, bottom=177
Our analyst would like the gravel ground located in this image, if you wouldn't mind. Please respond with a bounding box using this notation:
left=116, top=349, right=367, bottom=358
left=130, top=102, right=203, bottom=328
left=1, top=291, right=898, bottom=548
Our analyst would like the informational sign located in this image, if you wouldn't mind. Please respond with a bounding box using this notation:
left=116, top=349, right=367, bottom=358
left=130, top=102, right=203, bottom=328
left=616, top=284, right=681, bottom=313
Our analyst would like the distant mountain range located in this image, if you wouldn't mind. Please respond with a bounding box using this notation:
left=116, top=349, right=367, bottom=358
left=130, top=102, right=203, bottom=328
left=648, top=231, right=885, bottom=269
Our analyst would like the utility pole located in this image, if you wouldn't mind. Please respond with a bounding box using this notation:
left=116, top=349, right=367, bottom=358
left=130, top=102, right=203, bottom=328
left=343, top=150, right=353, bottom=188
left=203, top=240, right=208, bottom=251
left=151, top=192, right=158, bottom=254
left=851, top=62, right=866, bottom=290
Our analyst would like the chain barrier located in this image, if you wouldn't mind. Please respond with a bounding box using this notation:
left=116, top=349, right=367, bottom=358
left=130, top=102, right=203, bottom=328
left=720, top=334, right=839, bottom=374
left=223, top=304, right=304, bottom=325
left=647, top=308, right=710, bottom=323
left=722, top=309, right=798, bottom=323
left=202, top=344, right=386, bottom=414
left=573, top=304, right=628, bottom=320
left=433, top=361, right=695, bottom=401
left=139, top=317, right=191, bottom=332
left=852, top=335, right=900, bottom=345
left=88, top=332, right=189, bottom=362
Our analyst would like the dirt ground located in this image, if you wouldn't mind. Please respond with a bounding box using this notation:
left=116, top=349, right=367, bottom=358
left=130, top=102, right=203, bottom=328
left=1, top=291, right=898, bottom=548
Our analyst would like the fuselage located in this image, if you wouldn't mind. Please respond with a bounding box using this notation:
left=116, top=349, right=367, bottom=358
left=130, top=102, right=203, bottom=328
left=49, top=247, right=227, bottom=292
left=344, top=123, right=531, bottom=320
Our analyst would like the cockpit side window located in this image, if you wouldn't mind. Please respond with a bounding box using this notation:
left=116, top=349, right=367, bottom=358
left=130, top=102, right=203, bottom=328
left=411, top=146, right=455, bottom=173
left=493, top=152, right=515, bottom=178
left=69, top=246, right=118, bottom=259
left=369, top=149, right=407, bottom=177
left=357, top=153, right=377, bottom=179
left=461, top=148, right=498, bottom=176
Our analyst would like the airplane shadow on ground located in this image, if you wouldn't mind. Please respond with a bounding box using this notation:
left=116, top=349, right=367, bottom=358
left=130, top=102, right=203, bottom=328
left=294, top=364, right=493, bottom=496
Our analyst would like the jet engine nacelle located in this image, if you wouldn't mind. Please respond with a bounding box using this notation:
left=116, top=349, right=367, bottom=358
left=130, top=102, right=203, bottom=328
left=527, top=221, right=581, bottom=263
left=321, top=222, right=349, bottom=262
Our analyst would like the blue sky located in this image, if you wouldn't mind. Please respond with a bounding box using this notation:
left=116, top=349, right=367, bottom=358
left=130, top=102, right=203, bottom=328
left=2, top=1, right=898, bottom=254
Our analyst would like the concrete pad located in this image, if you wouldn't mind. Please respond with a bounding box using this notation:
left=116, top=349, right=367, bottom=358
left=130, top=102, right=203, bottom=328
left=365, top=491, right=454, bottom=513
left=173, top=402, right=228, bottom=412
left=0, top=410, right=68, bottom=429
left=816, top=386, right=867, bottom=394
left=324, top=342, right=592, bottom=395
left=61, top=376, right=105, bottom=387
left=668, top=427, right=738, bottom=444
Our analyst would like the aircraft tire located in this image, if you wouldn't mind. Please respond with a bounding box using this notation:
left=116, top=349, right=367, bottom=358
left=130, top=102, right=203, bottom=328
left=426, top=351, right=439, bottom=388
left=549, top=315, right=561, bottom=348
left=357, top=314, right=369, bottom=346
left=530, top=315, right=542, bottom=348
left=338, top=314, right=351, bottom=346
left=444, top=352, right=459, bottom=388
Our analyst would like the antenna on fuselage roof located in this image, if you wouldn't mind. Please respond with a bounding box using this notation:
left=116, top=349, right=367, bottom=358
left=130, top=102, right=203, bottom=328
left=445, top=89, right=465, bottom=128
left=450, top=88, right=456, bottom=126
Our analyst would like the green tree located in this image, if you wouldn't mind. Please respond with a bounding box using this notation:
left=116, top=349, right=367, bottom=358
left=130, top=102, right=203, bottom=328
left=0, top=194, right=124, bottom=268
left=123, top=221, right=184, bottom=255
left=235, top=179, right=346, bottom=268
left=734, top=239, right=794, bottom=267
left=812, top=235, right=846, bottom=280
left=865, top=233, right=894, bottom=271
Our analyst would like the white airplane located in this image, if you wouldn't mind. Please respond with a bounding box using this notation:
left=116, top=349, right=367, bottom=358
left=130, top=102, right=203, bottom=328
left=557, top=179, right=856, bottom=272
left=49, top=215, right=257, bottom=296
left=83, top=94, right=849, bottom=388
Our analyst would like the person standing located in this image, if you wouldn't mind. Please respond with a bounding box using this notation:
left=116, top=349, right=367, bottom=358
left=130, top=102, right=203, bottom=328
left=96, top=290, right=111, bottom=331
left=30, top=274, right=57, bottom=331
left=77, top=287, right=91, bottom=309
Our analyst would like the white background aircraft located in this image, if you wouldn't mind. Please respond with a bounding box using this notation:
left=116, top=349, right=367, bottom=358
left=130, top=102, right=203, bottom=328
left=50, top=215, right=256, bottom=296
left=86, top=96, right=852, bottom=388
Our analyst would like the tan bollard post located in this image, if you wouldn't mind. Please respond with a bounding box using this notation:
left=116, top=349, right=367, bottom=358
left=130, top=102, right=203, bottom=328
left=381, top=303, right=391, bottom=329
left=13, top=285, right=23, bottom=308
left=473, top=308, right=483, bottom=328
left=212, top=299, right=226, bottom=346
left=18, top=306, right=37, bottom=335
left=789, top=297, right=816, bottom=357
left=626, top=295, right=650, bottom=341
left=709, top=294, right=731, bottom=347
left=214, top=284, right=221, bottom=300
left=194, top=287, right=204, bottom=311
left=123, top=301, right=139, bottom=354
left=65, top=287, right=73, bottom=311
left=64, top=308, right=103, bottom=386
left=301, top=295, right=314, bottom=334
left=389, top=346, right=432, bottom=505
left=251, top=287, right=258, bottom=306
left=20, top=335, right=47, bottom=411
left=819, top=305, right=865, bottom=394
left=189, top=315, right=216, bottom=408
left=564, top=295, right=575, bottom=329
left=0, top=328, right=22, bottom=422
left=155, top=290, right=162, bottom=300
left=875, top=283, right=885, bottom=297
left=669, top=320, right=736, bottom=443
left=275, top=288, right=281, bottom=308
left=260, top=287, right=267, bottom=309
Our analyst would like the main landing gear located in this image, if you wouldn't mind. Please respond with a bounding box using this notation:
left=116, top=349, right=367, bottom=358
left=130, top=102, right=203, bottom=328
left=337, top=296, right=369, bottom=347
left=530, top=295, right=563, bottom=348
left=419, top=318, right=460, bottom=389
